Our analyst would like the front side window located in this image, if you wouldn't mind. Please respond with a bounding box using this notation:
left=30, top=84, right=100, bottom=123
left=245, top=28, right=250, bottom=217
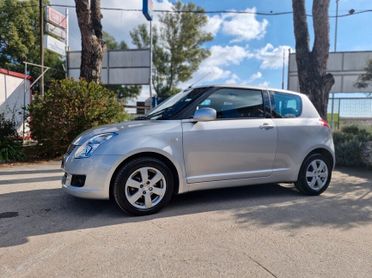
left=270, top=92, right=302, bottom=118
left=195, top=88, right=265, bottom=119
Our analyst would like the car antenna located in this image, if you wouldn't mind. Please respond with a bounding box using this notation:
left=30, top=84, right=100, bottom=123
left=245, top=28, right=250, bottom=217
left=187, top=72, right=211, bottom=89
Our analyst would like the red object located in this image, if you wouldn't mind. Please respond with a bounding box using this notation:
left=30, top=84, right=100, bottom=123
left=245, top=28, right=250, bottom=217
left=46, top=6, right=67, bottom=29
left=319, top=118, right=330, bottom=128
left=0, top=68, right=32, bottom=80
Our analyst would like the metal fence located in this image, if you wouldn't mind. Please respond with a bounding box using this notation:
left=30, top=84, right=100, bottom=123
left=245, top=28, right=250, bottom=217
left=328, top=97, right=372, bottom=129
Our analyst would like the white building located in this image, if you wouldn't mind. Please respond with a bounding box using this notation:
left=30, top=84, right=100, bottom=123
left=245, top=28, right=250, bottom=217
left=0, top=68, right=32, bottom=138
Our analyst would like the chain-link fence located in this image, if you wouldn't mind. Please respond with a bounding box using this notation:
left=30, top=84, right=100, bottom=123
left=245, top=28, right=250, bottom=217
left=328, top=97, right=372, bottom=130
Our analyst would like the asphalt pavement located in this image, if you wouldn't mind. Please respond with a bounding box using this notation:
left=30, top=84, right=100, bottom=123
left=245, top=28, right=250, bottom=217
left=0, top=161, right=371, bottom=277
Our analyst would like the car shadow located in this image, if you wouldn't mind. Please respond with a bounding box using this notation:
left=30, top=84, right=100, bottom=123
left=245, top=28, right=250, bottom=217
left=0, top=168, right=371, bottom=247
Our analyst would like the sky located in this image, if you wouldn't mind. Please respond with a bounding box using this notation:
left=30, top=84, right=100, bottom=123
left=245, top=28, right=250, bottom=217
left=50, top=0, right=372, bottom=100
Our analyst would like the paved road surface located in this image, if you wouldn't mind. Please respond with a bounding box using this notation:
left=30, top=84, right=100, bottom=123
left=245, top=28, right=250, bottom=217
left=0, top=162, right=371, bottom=277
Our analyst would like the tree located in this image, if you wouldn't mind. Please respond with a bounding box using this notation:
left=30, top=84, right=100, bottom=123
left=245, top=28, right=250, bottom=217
left=29, top=79, right=126, bottom=157
left=356, top=60, right=372, bottom=89
left=0, top=0, right=64, bottom=86
left=103, top=32, right=129, bottom=50
left=75, top=0, right=104, bottom=83
left=102, top=32, right=141, bottom=99
left=292, top=0, right=335, bottom=119
left=130, top=1, right=213, bottom=98
left=0, top=113, right=24, bottom=162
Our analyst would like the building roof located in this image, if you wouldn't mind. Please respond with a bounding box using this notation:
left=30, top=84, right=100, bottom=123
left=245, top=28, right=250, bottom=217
left=0, top=68, right=32, bottom=80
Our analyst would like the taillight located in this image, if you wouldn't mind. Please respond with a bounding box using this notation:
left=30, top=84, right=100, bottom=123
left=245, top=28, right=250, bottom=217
left=319, top=118, right=330, bottom=128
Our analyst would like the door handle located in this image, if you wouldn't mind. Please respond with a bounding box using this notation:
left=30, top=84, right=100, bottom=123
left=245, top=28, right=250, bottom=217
left=259, top=123, right=274, bottom=130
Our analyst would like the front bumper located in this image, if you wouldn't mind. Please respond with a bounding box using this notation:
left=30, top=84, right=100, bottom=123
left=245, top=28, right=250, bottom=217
left=62, top=153, right=123, bottom=200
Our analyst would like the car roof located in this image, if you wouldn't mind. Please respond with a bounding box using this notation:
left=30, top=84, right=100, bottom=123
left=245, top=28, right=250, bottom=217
left=193, top=84, right=305, bottom=97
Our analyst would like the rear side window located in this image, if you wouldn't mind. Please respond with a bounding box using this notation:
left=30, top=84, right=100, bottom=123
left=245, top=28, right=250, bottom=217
left=196, top=88, right=264, bottom=119
left=270, top=92, right=302, bottom=118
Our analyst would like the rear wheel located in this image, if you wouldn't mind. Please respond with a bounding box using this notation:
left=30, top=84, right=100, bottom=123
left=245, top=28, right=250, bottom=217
left=295, top=153, right=332, bottom=195
left=113, top=157, right=174, bottom=216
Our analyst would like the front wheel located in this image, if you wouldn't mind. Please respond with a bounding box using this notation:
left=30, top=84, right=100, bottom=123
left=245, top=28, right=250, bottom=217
left=113, top=157, right=175, bottom=216
left=295, top=153, right=332, bottom=195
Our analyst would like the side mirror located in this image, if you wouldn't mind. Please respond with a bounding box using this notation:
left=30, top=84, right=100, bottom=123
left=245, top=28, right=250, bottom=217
left=193, top=107, right=217, bottom=122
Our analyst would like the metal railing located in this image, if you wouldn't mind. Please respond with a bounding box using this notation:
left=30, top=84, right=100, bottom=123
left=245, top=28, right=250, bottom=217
left=328, top=97, right=372, bottom=129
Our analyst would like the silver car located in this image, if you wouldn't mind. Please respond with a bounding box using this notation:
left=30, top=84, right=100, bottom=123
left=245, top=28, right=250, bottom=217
left=62, top=85, right=335, bottom=215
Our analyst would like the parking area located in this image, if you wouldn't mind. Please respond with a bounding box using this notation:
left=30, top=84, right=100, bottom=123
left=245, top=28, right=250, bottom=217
left=0, top=162, right=371, bottom=278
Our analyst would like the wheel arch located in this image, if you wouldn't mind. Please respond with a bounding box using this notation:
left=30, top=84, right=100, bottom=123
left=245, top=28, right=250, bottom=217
left=298, top=148, right=335, bottom=181
left=305, top=148, right=334, bottom=168
left=109, top=152, right=180, bottom=199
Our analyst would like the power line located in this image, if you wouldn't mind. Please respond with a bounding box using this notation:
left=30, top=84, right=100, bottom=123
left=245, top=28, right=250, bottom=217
left=15, top=3, right=372, bottom=18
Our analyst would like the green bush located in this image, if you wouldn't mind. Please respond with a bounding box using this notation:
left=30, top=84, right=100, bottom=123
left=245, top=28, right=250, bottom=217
left=0, top=114, right=24, bottom=162
left=333, top=125, right=372, bottom=167
left=28, top=79, right=126, bottom=158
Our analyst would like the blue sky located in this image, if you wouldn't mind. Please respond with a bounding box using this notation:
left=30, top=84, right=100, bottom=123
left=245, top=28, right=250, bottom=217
left=51, top=0, right=372, bottom=98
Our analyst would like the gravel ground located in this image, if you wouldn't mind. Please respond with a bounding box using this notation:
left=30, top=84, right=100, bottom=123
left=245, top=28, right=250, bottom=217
left=0, top=162, right=371, bottom=278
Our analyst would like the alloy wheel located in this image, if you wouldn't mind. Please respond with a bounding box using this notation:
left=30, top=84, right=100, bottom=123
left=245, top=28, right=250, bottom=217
left=125, top=167, right=167, bottom=209
left=305, top=159, right=329, bottom=191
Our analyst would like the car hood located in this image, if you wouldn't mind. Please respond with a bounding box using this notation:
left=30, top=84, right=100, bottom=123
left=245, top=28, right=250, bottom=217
left=72, top=120, right=177, bottom=145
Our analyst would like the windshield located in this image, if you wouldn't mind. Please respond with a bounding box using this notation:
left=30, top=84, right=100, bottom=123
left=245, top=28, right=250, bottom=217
left=142, top=87, right=209, bottom=120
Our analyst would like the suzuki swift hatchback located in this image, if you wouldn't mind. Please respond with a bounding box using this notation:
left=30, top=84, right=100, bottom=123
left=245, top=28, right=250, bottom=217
left=62, top=85, right=335, bottom=215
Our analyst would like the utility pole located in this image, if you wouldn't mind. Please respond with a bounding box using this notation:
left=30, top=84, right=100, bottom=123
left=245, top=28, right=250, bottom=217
left=281, top=48, right=285, bottom=89
left=334, top=0, right=340, bottom=52
left=330, top=0, right=340, bottom=129
left=65, top=8, right=69, bottom=78
left=149, top=19, right=153, bottom=108
left=39, top=0, right=44, bottom=96
left=287, top=48, right=291, bottom=90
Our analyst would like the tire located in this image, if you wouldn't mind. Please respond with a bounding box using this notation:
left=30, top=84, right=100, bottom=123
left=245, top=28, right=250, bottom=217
left=295, top=153, right=332, bottom=195
left=113, top=157, right=175, bottom=216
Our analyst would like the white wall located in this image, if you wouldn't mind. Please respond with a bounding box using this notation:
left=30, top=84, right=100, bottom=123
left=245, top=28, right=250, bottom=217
left=0, top=73, right=31, bottom=135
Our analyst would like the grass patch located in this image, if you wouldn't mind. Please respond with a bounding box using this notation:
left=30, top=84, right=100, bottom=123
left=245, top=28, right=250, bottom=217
left=327, top=113, right=339, bottom=128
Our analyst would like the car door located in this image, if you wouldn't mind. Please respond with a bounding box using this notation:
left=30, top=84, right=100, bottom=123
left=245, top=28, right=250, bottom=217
left=182, top=88, right=277, bottom=184
left=269, top=91, right=313, bottom=171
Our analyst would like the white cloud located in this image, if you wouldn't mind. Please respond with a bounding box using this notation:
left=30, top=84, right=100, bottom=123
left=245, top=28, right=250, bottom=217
left=225, top=74, right=240, bottom=84
left=204, top=8, right=268, bottom=42
left=247, top=71, right=262, bottom=83
left=185, top=42, right=293, bottom=88
left=257, top=81, right=270, bottom=88
left=180, top=45, right=253, bottom=88
left=180, top=43, right=293, bottom=88
left=203, top=15, right=224, bottom=36
left=254, top=44, right=293, bottom=69
left=238, top=72, right=265, bottom=86
left=206, top=45, right=253, bottom=66
left=222, top=8, right=268, bottom=41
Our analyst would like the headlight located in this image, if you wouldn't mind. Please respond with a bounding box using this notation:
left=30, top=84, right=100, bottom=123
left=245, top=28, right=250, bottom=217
left=74, top=132, right=117, bottom=159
